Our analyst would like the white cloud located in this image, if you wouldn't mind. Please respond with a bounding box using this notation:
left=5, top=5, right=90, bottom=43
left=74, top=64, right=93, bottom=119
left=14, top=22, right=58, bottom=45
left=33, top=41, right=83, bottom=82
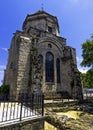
left=0, top=65, right=6, bottom=70
left=1, top=48, right=8, bottom=52
left=78, top=67, right=88, bottom=73
left=0, top=65, right=6, bottom=86
left=76, top=56, right=89, bottom=73
left=0, top=70, right=4, bottom=86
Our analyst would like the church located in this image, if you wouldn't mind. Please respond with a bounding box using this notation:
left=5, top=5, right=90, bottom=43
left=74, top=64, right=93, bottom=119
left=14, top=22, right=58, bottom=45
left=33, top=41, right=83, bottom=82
left=4, top=10, right=83, bottom=100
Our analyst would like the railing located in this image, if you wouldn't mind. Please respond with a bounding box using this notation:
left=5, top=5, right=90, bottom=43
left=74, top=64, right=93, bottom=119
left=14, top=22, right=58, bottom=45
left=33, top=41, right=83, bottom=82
left=83, top=89, right=93, bottom=100
left=0, top=93, right=44, bottom=124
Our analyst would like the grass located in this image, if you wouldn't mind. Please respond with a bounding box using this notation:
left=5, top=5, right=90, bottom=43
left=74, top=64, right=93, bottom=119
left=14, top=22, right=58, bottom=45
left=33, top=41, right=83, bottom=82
left=44, top=100, right=93, bottom=130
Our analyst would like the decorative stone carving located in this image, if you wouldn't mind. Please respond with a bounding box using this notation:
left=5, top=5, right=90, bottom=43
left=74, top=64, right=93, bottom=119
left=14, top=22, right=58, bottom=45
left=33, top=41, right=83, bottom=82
left=29, top=38, right=42, bottom=93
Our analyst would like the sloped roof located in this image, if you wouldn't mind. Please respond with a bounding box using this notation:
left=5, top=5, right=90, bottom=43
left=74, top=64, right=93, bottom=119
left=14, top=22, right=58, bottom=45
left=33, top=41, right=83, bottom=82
left=29, top=10, right=57, bottom=19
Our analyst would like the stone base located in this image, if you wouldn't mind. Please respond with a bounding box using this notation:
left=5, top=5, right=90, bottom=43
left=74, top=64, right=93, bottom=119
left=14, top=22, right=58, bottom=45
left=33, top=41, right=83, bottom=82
left=0, top=118, right=44, bottom=130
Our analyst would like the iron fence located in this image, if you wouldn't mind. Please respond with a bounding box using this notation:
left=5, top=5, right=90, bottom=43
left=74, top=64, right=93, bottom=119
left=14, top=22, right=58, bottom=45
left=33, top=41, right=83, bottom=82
left=83, top=88, right=93, bottom=100
left=0, top=93, right=44, bottom=124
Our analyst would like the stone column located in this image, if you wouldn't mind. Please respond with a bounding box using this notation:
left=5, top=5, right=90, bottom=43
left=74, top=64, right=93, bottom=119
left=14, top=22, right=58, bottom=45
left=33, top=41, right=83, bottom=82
left=42, top=54, right=46, bottom=92
left=30, top=37, right=42, bottom=94
left=54, top=55, right=57, bottom=92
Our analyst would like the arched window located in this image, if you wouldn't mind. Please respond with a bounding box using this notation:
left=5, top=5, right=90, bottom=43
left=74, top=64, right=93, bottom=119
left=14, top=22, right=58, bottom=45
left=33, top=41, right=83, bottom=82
left=38, top=55, right=43, bottom=64
left=46, top=52, right=54, bottom=82
left=48, top=44, right=52, bottom=48
left=56, top=58, right=60, bottom=83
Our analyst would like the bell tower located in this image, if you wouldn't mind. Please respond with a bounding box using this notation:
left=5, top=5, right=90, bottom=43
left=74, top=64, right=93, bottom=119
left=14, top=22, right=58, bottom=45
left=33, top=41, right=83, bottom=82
left=22, top=10, right=60, bottom=36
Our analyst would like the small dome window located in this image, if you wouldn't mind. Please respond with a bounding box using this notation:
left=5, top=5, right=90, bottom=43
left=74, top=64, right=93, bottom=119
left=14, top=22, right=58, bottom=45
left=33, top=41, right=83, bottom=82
left=48, top=26, right=52, bottom=33
left=48, top=44, right=52, bottom=48
left=10, top=62, right=14, bottom=69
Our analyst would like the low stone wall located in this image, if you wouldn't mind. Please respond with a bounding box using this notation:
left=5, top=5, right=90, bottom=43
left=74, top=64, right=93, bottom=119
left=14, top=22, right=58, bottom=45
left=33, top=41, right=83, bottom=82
left=0, top=118, right=44, bottom=130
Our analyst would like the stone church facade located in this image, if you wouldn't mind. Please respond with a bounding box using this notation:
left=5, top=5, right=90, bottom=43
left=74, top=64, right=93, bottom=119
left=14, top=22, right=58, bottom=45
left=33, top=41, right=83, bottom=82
left=4, top=10, right=83, bottom=99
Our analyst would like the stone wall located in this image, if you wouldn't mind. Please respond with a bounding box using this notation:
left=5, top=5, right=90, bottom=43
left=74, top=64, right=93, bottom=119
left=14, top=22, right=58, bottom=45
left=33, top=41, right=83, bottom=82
left=4, top=35, right=20, bottom=97
left=0, top=118, right=44, bottom=130
left=16, top=36, right=31, bottom=95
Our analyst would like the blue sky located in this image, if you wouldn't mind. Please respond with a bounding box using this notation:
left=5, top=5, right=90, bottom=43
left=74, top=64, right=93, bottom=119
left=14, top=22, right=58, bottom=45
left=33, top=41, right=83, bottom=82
left=0, top=0, right=93, bottom=85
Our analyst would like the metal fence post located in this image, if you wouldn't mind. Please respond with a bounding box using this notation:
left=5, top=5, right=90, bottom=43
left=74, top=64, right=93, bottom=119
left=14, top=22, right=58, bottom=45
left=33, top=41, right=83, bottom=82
left=32, top=93, right=34, bottom=114
left=20, top=96, right=23, bottom=121
left=42, top=94, right=44, bottom=116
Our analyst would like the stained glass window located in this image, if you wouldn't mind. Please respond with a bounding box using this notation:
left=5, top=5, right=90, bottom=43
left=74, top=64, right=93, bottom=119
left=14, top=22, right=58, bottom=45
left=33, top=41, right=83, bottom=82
left=46, top=52, right=54, bottom=82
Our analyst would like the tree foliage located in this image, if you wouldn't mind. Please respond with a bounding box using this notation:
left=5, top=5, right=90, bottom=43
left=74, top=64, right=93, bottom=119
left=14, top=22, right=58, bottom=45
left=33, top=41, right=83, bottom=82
left=81, top=39, right=93, bottom=69
left=0, top=85, right=10, bottom=94
left=81, top=69, right=93, bottom=88
left=80, top=36, right=93, bottom=88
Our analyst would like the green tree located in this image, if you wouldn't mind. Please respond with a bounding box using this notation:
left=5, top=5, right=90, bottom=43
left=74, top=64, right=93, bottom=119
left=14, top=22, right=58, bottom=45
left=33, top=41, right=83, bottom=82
left=0, top=85, right=10, bottom=94
left=81, top=38, right=93, bottom=69
left=81, top=36, right=93, bottom=88
left=81, top=73, right=87, bottom=88
left=81, top=69, right=93, bottom=88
